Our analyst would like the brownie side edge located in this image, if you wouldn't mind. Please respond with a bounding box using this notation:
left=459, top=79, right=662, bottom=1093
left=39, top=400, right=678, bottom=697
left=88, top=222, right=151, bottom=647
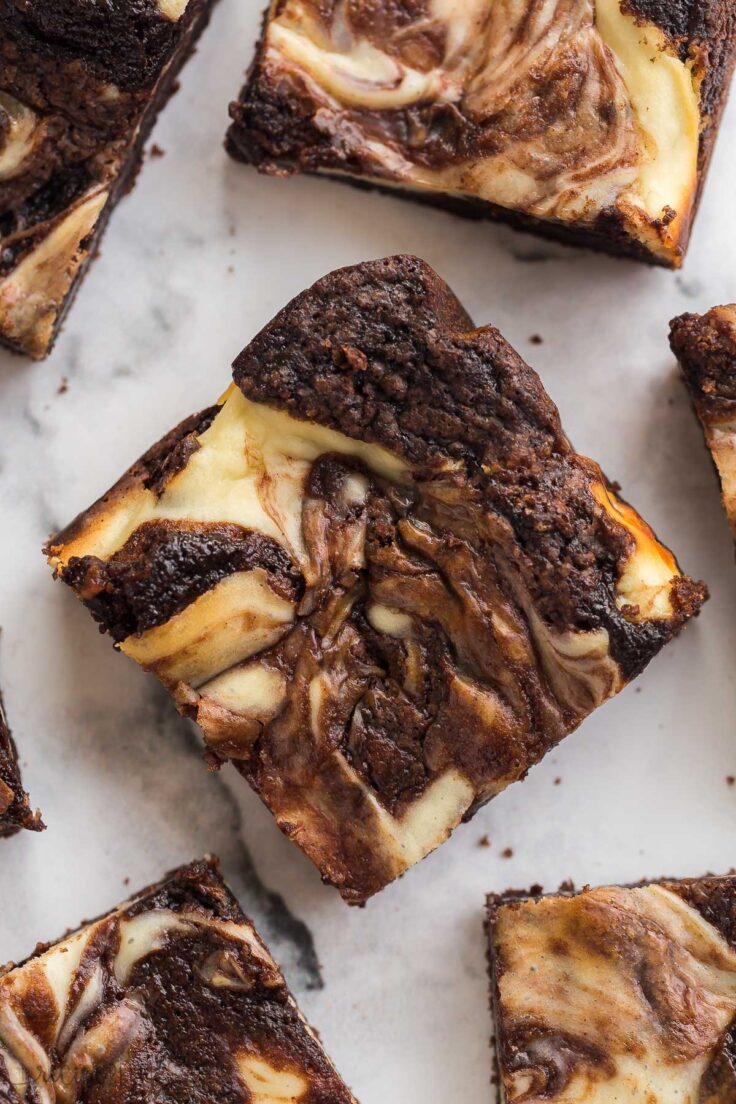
left=0, top=691, right=43, bottom=838
left=671, top=307, right=736, bottom=423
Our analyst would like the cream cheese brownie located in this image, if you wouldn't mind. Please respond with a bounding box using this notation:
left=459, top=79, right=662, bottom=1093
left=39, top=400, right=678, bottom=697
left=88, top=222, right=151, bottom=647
left=487, top=875, right=736, bottom=1103
left=671, top=305, right=736, bottom=541
left=228, top=1, right=736, bottom=268
left=0, top=689, right=43, bottom=839
left=0, top=858, right=356, bottom=1102
left=46, top=256, right=707, bottom=903
left=0, top=0, right=215, bottom=359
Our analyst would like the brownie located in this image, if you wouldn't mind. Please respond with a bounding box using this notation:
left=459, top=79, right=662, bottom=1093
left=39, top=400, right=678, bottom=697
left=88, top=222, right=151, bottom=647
left=487, top=874, right=736, bottom=1103
left=0, top=0, right=216, bottom=359
left=227, top=1, right=736, bottom=268
left=0, top=858, right=355, bottom=1102
left=0, top=688, right=43, bottom=838
left=46, top=256, right=706, bottom=904
left=671, top=304, right=736, bottom=538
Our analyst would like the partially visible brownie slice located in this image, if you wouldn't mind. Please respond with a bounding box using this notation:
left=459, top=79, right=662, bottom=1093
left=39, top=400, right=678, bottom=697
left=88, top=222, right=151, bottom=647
left=46, top=256, right=706, bottom=903
left=0, top=0, right=216, bottom=359
left=487, top=875, right=736, bottom=1103
left=671, top=305, right=736, bottom=538
left=0, top=858, right=356, bottom=1101
left=227, top=1, right=736, bottom=267
left=0, top=688, right=42, bottom=838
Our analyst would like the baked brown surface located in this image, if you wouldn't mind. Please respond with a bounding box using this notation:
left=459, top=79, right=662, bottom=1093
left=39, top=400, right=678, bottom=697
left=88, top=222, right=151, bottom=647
left=0, top=858, right=356, bottom=1102
left=671, top=304, right=736, bottom=537
left=0, top=688, right=43, bottom=839
left=47, top=256, right=706, bottom=903
left=227, top=1, right=736, bottom=267
left=487, top=874, right=736, bottom=1103
left=0, top=0, right=216, bottom=359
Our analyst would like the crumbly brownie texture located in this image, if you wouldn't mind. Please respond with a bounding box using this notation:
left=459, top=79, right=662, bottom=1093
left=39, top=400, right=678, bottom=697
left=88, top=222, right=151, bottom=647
left=0, top=0, right=215, bottom=359
left=0, top=689, right=42, bottom=838
left=0, top=858, right=356, bottom=1103
left=46, top=256, right=706, bottom=904
left=487, top=874, right=736, bottom=1103
left=228, top=0, right=736, bottom=268
left=671, top=305, right=736, bottom=537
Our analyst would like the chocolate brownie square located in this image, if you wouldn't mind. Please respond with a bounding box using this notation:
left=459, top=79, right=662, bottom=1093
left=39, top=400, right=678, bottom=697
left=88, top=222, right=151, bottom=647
left=228, top=1, right=736, bottom=267
left=47, top=256, right=706, bottom=902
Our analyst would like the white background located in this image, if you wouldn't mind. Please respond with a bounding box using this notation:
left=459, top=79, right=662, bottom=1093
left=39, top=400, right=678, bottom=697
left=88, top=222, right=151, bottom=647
left=1, top=6, right=735, bottom=1101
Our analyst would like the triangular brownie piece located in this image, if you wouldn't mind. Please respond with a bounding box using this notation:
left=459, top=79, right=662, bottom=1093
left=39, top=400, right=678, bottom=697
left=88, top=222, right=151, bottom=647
left=0, top=858, right=355, bottom=1101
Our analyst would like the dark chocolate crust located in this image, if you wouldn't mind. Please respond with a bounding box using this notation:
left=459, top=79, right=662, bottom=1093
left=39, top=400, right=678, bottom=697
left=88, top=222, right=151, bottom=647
left=0, top=689, right=43, bottom=838
left=1, top=0, right=204, bottom=92
left=0, top=0, right=216, bottom=358
left=234, top=254, right=706, bottom=677
left=61, top=520, right=304, bottom=641
left=671, top=306, right=736, bottom=422
left=18, top=857, right=245, bottom=963
left=2, top=858, right=355, bottom=1103
left=306, top=175, right=674, bottom=267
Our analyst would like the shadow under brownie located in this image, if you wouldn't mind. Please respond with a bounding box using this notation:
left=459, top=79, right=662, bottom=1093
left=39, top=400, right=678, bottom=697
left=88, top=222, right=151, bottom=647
left=46, top=255, right=706, bottom=903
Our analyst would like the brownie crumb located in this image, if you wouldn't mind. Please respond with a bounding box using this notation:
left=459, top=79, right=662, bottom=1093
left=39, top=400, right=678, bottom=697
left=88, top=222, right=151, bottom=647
left=501, top=848, right=514, bottom=859
left=727, top=776, right=735, bottom=786
left=150, top=143, right=166, bottom=158
left=554, top=777, right=561, bottom=785
left=529, top=334, right=544, bottom=345
left=478, top=835, right=491, bottom=848
left=57, top=377, right=69, bottom=395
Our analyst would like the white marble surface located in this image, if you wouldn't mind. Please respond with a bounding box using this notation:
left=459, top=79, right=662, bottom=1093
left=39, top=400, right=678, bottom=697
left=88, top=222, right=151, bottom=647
left=1, top=5, right=736, bottom=1101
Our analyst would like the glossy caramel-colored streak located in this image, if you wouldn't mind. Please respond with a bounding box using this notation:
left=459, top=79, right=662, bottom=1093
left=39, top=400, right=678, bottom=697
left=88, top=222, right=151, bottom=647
left=592, top=481, right=680, bottom=620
